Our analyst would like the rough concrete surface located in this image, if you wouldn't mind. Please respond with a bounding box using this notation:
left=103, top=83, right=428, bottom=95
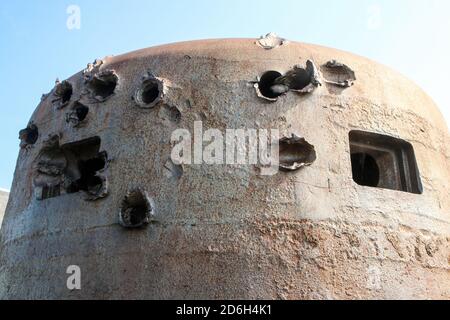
left=0, top=191, right=8, bottom=229
left=0, top=36, right=449, bottom=300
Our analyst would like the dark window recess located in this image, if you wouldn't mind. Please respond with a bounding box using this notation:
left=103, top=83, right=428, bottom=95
left=62, top=137, right=107, bottom=196
left=349, top=131, right=423, bottom=194
left=35, top=136, right=108, bottom=200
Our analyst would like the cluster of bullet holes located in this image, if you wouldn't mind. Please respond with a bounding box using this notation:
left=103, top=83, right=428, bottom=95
left=278, top=134, right=317, bottom=171
left=30, top=51, right=334, bottom=228
left=52, top=81, right=73, bottom=109
left=35, top=136, right=108, bottom=201
left=120, top=189, right=154, bottom=228
left=19, top=124, right=39, bottom=148
left=134, top=74, right=164, bottom=108
left=24, top=63, right=193, bottom=230
left=87, top=70, right=118, bottom=102
left=255, top=60, right=321, bottom=101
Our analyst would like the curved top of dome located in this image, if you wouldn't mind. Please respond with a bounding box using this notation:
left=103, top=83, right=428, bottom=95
left=99, top=37, right=447, bottom=132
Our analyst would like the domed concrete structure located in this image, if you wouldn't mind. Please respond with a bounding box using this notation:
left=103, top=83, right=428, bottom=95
left=1, top=35, right=449, bottom=299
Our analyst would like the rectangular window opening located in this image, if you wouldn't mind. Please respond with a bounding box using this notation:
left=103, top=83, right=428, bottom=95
left=349, top=130, right=423, bottom=194
left=35, top=136, right=107, bottom=201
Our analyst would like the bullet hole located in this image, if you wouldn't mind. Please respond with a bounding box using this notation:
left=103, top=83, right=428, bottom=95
left=349, top=131, right=423, bottom=194
left=256, top=71, right=283, bottom=100
left=322, top=60, right=356, bottom=88
left=66, top=102, right=89, bottom=127
left=19, top=124, right=39, bottom=148
left=279, top=67, right=312, bottom=91
left=52, top=81, right=73, bottom=109
left=59, top=83, right=73, bottom=104
left=257, top=32, right=286, bottom=50
left=34, top=136, right=109, bottom=201
left=351, top=153, right=380, bottom=187
left=255, top=60, right=321, bottom=101
left=279, top=134, right=317, bottom=171
left=74, top=103, right=89, bottom=121
left=87, top=70, right=118, bottom=102
left=141, top=81, right=160, bottom=104
left=134, top=75, right=164, bottom=108
left=120, top=190, right=154, bottom=228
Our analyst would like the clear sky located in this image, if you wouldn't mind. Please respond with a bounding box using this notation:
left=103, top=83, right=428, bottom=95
left=0, top=0, right=449, bottom=190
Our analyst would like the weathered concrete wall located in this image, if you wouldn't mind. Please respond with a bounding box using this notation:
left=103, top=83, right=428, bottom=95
left=0, top=36, right=449, bottom=300
left=0, top=191, right=8, bottom=228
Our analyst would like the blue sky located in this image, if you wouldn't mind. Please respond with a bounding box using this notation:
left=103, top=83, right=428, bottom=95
left=0, top=0, right=449, bottom=190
